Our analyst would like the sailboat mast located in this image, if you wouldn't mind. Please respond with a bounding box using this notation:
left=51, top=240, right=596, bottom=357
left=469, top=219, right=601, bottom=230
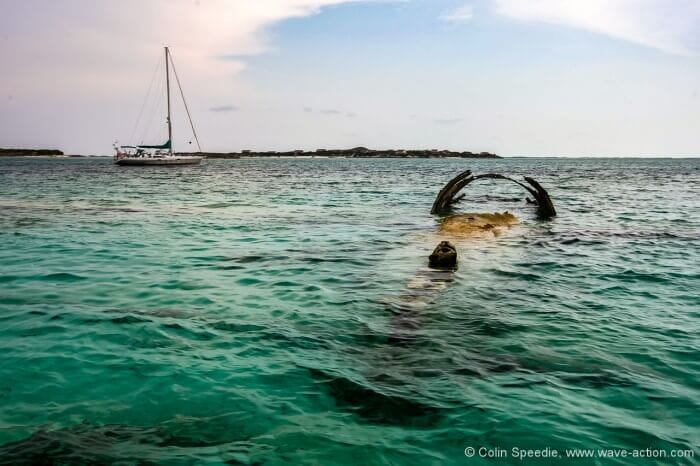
left=165, top=46, right=173, bottom=156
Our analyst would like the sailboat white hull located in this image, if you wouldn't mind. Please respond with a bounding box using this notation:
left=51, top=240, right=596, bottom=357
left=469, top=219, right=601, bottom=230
left=115, top=156, right=203, bottom=166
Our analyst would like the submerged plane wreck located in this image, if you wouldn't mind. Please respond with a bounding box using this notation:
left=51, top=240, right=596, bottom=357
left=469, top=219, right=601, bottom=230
left=394, top=169, right=558, bottom=312
left=400, top=169, right=559, bottom=294
left=388, top=169, right=558, bottom=316
left=424, top=169, right=557, bottom=253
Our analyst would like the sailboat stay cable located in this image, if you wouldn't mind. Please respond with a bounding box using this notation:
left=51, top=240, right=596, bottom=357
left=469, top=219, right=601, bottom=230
left=129, top=55, right=163, bottom=145
left=165, top=47, right=173, bottom=155
left=167, top=49, right=202, bottom=153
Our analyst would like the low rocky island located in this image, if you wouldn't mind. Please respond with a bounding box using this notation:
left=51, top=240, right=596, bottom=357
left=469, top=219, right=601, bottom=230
left=0, top=148, right=65, bottom=157
left=179, top=147, right=500, bottom=159
left=1, top=146, right=500, bottom=159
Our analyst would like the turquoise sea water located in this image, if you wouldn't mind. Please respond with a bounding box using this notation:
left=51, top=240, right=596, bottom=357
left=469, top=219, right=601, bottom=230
left=0, top=156, right=698, bottom=465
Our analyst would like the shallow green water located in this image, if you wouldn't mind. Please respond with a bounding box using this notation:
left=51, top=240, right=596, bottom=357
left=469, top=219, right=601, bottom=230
left=0, top=157, right=698, bottom=465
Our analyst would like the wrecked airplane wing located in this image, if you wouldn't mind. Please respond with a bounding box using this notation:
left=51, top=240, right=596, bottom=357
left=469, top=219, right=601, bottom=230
left=430, top=170, right=557, bottom=219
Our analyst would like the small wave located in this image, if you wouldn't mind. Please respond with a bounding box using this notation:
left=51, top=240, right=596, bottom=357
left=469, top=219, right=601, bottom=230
left=237, top=277, right=263, bottom=286
left=198, top=202, right=235, bottom=208
left=161, top=322, right=216, bottom=341
left=224, top=254, right=289, bottom=263
left=210, top=321, right=267, bottom=334
left=41, top=272, right=88, bottom=282
left=555, top=370, right=635, bottom=388
left=110, top=315, right=151, bottom=325
left=600, top=269, right=670, bottom=284
left=492, top=269, right=542, bottom=281
left=152, top=280, right=214, bottom=290
left=302, top=256, right=372, bottom=267
left=558, top=237, right=608, bottom=246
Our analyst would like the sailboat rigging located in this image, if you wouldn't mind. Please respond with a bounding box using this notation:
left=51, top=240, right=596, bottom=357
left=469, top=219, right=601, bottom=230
left=114, top=47, right=203, bottom=166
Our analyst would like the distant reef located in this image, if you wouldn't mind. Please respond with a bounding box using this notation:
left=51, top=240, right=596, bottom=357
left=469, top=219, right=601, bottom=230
left=0, top=148, right=64, bottom=157
left=179, top=147, right=500, bottom=159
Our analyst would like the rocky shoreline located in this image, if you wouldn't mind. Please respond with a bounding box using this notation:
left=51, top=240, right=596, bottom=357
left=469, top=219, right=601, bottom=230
left=0, top=148, right=65, bottom=157
left=180, top=147, right=500, bottom=159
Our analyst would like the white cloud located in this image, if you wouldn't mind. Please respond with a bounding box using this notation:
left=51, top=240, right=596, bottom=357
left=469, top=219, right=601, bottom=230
left=0, top=0, right=380, bottom=95
left=440, top=4, right=475, bottom=23
left=0, top=0, right=391, bottom=152
left=492, top=0, right=700, bottom=55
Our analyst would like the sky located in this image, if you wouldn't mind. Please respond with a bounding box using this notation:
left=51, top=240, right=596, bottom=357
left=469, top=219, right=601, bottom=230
left=1, top=0, right=699, bottom=156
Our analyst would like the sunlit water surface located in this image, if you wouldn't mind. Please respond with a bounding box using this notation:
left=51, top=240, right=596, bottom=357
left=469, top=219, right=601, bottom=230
left=0, top=157, right=698, bottom=465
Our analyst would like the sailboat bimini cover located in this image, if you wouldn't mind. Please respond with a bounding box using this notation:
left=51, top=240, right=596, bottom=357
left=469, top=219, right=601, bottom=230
left=137, top=139, right=171, bottom=150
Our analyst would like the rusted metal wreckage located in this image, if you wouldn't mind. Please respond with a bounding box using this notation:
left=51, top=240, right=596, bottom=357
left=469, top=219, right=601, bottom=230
left=430, top=169, right=557, bottom=219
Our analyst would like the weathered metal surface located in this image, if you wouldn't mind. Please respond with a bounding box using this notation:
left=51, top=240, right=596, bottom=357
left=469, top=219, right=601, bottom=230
left=428, top=241, right=458, bottom=270
left=430, top=171, right=556, bottom=219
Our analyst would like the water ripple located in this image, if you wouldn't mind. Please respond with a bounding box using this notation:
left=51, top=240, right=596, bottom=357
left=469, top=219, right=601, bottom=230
left=0, top=157, right=698, bottom=464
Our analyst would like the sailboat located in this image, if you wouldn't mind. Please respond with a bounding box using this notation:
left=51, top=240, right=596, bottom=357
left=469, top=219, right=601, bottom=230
left=114, top=47, right=203, bottom=166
